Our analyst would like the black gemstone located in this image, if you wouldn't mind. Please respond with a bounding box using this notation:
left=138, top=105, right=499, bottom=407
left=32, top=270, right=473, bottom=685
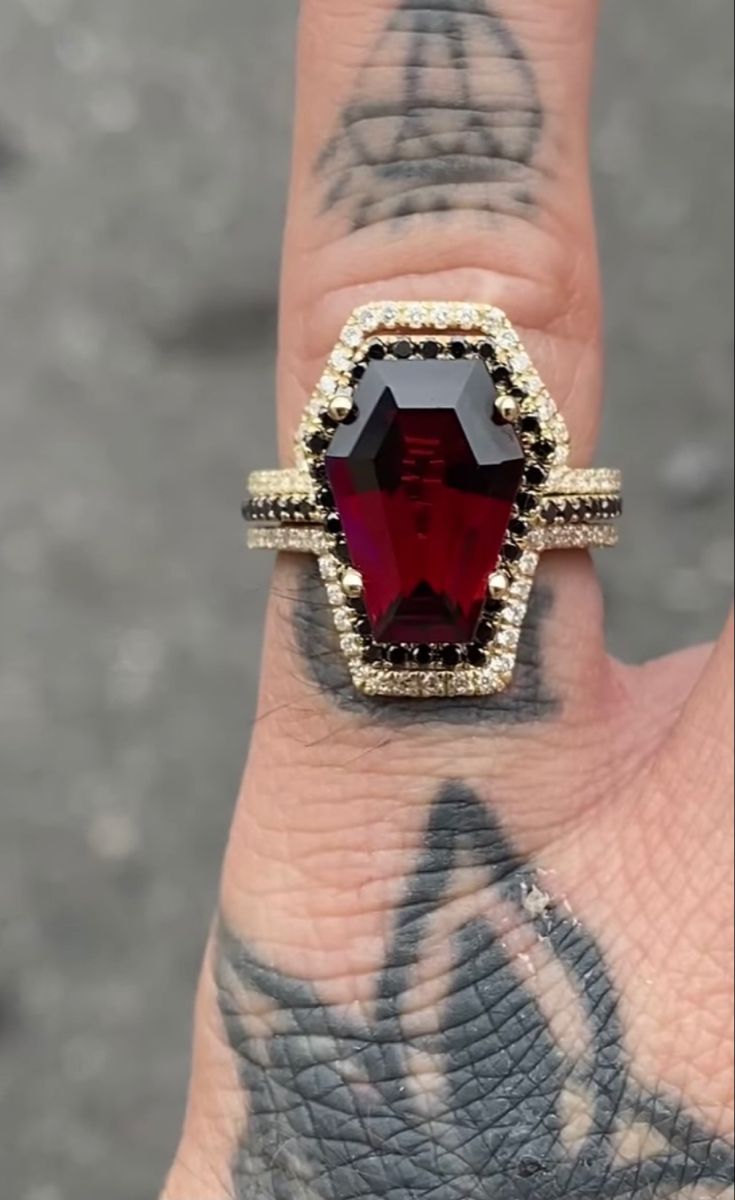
left=510, top=518, right=528, bottom=538
left=526, top=465, right=547, bottom=486
left=387, top=645, right=407, bottom=666
left=306, top=430, right=329, bottom=455
left=467, top=645, right=487, bottom=666
left=355, top=617, right=371, bottom=638
left=420, top=340, right=440, bottom=359
left=351, top=364, right=366, bottom=384
left=518, top=492, right=538, bottom=514
left=333, top=539, right=352, bottom=563
left=521, top=415, right=540, bottom=436
left=412, top=645, right=432, bottom=666
left=297, top=499, right=313, bottom=520
left=504, top=542, right=522, bottom=563
left=450, top=340, right=467, bottom=359
left=316, top=487, right=333, bottom=509
left=364, top=645, right=383, bottom=664
left=478, top=342, right=496, bottom=361
left=544, top=501, right=560, bottom=524
left=492, top=367, right=512, bottom=389
left=367, top=343, right=386, bottom=360
left=476, top=621, right=494, bottom=646
left=393, top=340, right=413, bottom=359
left=535, top=439, right=556, bottom=460
left=325, top=513, right=342, bottom=535
left=441, top=645, right=461, bottom=667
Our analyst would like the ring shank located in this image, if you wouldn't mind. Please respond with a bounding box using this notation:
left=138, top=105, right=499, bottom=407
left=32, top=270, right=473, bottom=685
left=243, top=466, right=622, bottom=554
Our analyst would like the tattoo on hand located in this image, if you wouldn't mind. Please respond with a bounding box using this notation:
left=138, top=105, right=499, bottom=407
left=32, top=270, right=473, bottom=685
left=292, top=559, right=558, bottom=726
left=216, top=784, right=735, bottom=1199
left=316, top=0, right=543, bottom=231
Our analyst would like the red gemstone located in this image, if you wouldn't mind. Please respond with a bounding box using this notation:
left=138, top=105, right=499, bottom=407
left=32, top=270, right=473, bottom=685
left=326, top=359, right=525, bottom=644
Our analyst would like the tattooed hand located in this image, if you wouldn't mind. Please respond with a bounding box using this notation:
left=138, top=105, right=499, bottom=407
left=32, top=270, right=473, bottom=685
left=164, top=2, right=734, bottom=1198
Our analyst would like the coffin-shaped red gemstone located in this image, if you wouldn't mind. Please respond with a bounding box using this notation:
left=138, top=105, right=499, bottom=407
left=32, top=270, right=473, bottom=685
left=326, top=359, right=525, bottom=645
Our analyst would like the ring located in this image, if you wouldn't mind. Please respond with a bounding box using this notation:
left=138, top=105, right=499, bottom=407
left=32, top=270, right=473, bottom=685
left=244, top=302, right=622, bottom=698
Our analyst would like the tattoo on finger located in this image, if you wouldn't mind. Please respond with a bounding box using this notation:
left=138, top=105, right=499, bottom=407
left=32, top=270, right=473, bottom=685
left=316, top=0, right=544, bottom=231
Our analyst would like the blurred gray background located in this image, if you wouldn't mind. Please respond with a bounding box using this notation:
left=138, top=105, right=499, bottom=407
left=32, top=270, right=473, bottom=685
left=0, top=1, right=732, bottom=1197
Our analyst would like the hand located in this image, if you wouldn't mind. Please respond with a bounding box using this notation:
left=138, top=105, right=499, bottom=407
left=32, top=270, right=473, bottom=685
left=164, top=1, right=734, bottom=1196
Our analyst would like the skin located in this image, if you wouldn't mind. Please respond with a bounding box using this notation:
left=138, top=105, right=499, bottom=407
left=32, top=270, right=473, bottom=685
left=163, top=2, right=734, bottom=1197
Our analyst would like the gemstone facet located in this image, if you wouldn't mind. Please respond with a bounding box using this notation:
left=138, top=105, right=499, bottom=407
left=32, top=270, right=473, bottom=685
left=325, top=359, right=525, bottom=644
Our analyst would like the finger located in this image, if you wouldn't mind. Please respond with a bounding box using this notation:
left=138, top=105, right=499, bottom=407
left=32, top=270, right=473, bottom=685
left=263, top=0, right=610, bottom=752
left=238, top=0, right=611, bottom=937
left=278, top=0, right=603, bottom=458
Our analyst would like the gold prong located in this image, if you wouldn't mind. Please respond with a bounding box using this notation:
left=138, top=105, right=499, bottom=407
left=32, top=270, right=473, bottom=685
left=488, top=570, right=510, bottom=599
left=341, top=568, right=364, bottom=599
left=328, top=393, right=355, bottom=423
left=495, top=395, right=519, bottom=423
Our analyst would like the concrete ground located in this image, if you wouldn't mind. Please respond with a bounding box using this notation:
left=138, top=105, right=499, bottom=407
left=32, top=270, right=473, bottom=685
left=0, top=2, right=731, bottom=1198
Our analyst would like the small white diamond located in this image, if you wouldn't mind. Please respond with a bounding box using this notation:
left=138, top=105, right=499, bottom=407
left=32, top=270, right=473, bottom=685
left=519, top=551, right=539, bottom=576
left=319, top=556, right=339, bottom=582
left=342, top=324, right=363, bottom=348
left=326, top=584, right=344, bottom=606
left=496, top=626, right=520, bottom=650
left=319, top=374, right=338, bottom=398
left=535, top=396, right=554, bottom=422
left=512, top=351, right=531, bottom=373
left=381, top=303, right=399, bottom=327
left=449, top=672, right=473, bottom=696
left=407, top=304, right=426, bottom=328
left=358, top=308, right=380, bottom=332
left=504, top=601, right=526, bottom=626
left=330, top=348, right=353, bottom=373
left=458, top=305, right=478, bottom=329
left=510, top=578, right=533, bottom=601
left=418, top=672, right=446, bottom=696
left=497, top=329, right=517, bottom=350
left=340, top=634, right=364, bottom=658
left=432, top=304, right=451, bottom=329
left=494, top=654, right=516, bottom=678
left=334, top=608, right=355, bottom=633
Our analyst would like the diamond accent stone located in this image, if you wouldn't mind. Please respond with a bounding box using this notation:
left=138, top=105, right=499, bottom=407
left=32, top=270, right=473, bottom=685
left=342, top=325, right=364, bottom=348
left=334, top=608, right=355, bottom=633
left=319, top=374, right=339, bottom=398
left=458, top=305, right=478, bottom=329
left=340, top=634, right=364, bottom=658
left=319, top=556, right=339, bottom=582
left=405, top=304, right=425, bottom=327
left=330, top=348, right=353, bottom=373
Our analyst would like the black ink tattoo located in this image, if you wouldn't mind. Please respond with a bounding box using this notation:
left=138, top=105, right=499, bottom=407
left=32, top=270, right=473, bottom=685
left=292, top=558, right=558, bottom=725
left=316, top=0, right=543, bottom=231
left=217, top=784, right=735, bottom=1199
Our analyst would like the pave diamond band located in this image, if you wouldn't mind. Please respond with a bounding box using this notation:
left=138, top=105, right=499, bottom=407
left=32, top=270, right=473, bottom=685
left=244, top=301, right=622, bottom=698
left=243, top=474, right=622, bottom=537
